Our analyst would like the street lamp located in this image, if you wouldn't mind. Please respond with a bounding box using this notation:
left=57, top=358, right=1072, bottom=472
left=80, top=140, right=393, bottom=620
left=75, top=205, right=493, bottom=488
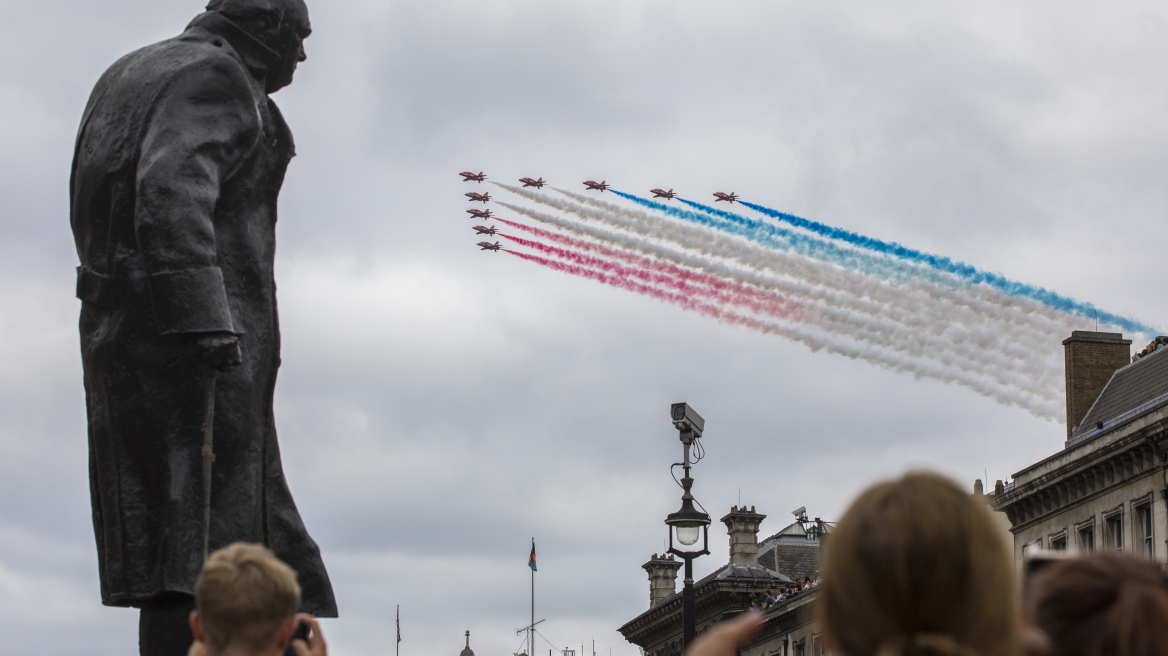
left=665, top=402, right=711, bottom=649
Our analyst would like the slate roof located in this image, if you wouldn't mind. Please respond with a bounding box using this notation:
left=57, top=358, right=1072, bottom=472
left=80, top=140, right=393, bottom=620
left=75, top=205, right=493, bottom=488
left=1069, top=344, right=1168, bottom=446
left=699, top=562, right=792, bottom=586
left=757, top=521, right=822, bottom=581
left=759, top=540, right=819, bottom=582
left=647, top=562, right=790, bottom=609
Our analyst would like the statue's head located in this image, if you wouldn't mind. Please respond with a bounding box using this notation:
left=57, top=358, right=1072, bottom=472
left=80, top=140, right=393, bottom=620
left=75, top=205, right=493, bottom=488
left=206, top=0, right=311, bottom=93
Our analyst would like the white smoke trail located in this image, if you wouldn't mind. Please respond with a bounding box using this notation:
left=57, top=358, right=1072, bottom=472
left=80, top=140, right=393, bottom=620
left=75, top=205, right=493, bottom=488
left=730, top=321, right=1062, bottom=421
left=494, top=185, right=1068, bottom=386
left=556, top=186, right=1083, bottom=340
left=517, top=241, right=1059, bottom=418
left=497, top=199, right=1062, bottom=405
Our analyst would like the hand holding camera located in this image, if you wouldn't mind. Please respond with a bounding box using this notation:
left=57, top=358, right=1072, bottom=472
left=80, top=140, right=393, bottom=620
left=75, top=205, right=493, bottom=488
left=287, top=615, right=327, bottom=656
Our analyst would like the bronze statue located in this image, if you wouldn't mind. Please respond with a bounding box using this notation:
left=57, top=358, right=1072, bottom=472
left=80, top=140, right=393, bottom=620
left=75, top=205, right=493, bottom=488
left=70, top=1, right=337, bottom=653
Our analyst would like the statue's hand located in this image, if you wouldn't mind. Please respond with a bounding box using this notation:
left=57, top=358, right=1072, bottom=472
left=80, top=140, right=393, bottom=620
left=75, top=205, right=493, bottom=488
left=191, top=333, right=242, bottom=371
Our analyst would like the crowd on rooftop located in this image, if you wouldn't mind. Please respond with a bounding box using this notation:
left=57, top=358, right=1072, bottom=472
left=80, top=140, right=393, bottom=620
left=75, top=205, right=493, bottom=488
left=752, top=575, right=821, bottom=610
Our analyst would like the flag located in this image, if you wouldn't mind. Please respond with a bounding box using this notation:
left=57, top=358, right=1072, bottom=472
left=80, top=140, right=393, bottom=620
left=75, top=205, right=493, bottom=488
left=528, top=539, right=537, bottom=572
left=396, top=605, right=401, bottom=644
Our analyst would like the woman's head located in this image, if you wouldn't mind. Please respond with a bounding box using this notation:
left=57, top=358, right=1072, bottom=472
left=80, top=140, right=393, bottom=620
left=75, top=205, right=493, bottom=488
left=819, top=471, right=1018, bottom=656
left=1028, top=551, right=1168, bottom=656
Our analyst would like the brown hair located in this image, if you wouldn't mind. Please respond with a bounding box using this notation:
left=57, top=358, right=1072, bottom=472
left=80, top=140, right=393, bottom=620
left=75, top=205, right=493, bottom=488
left=195, top=543, right=301, bottom=652
left=818, top=471, right=1019, bottom=656
left=1028, top=551, right=1168, bottom=656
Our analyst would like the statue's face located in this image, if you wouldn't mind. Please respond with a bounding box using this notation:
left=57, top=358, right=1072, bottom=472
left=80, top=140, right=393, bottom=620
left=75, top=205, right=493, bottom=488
left=261, top=1, right=311, bottom=92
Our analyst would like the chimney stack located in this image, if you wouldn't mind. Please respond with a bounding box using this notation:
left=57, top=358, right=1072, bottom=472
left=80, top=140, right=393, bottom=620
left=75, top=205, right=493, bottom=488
left=1063, top=331, right=1131, bottom=440
left=721, top=506, right=766, bottom=565
left=642, top=554, right=682, bottom=608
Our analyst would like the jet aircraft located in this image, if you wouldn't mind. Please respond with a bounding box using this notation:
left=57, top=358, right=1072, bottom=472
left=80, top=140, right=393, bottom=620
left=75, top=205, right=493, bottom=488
left=583, top=180, right=609, bottom=192
left=651, top=188, right=676, bottom=200
left=460, top=171, right=486, bottom=182
left=519, top=177, right=546, bottom=189
left=467, top=209, right=494, bottom=219
left=713, top=192, right=739, bottom=203
left=478, top=241, right=502, bottom=251
left=466, top=192, right=491, bottom=203
left=473, top=226, right=499, bottom=236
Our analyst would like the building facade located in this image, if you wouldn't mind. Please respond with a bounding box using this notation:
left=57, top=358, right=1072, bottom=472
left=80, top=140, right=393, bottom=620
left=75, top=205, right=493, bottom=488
left=988, top=331, right=1168, bottom=565
left=620, top=507, right=826, bottom=656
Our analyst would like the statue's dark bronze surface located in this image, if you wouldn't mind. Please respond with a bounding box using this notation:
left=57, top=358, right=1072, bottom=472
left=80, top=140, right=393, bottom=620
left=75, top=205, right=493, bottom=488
left=70, top=2, right=337, bottom=652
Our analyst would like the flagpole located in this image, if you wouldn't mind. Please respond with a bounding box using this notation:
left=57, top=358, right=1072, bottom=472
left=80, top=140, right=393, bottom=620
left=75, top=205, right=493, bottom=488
left=530, top=537, right=535, bottom=656
left=396, top=605, right=400, bottom=656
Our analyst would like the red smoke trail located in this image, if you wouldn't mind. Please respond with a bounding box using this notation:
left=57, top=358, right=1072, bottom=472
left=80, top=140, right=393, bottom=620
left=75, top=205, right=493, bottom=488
left=500, top=231, right=800, bottom=321
left=507, top=250, right=735, bottom=318
left=496, top=217, right=801, bottom=319
left=506, top=250, right=813, bottom=339
left=503, top=234, right=796, bottom=320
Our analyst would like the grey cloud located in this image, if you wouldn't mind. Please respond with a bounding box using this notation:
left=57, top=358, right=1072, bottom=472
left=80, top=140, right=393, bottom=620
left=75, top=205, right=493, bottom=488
left=4, top=1, right=1168, bottom=655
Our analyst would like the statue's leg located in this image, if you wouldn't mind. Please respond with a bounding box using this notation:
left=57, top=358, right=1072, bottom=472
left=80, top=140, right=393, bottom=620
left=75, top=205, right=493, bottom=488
left=139, top=595, right=196, bottom=656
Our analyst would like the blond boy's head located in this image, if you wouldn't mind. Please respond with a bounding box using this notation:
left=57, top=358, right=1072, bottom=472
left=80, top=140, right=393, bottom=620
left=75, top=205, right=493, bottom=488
left=194, top=543, right=302, bottom=653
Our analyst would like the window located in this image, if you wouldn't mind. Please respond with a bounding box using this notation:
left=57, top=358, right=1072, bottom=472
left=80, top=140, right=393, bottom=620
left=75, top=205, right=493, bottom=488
left=1135, top=503, right=1153, bottom=559
left=793, top=640, right=806, bottom=656
left=1022, top=539, right=1042, bottom=559
left=1049, top=533, right=1067, bottom=551
left=1078, top=525, right=1095, bottom=552
left=1104, top=513, right=1123, bottom=552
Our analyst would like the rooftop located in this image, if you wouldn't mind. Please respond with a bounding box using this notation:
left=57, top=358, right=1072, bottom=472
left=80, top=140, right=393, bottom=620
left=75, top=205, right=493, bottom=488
left=1069, top=342, right=1168, bottom=447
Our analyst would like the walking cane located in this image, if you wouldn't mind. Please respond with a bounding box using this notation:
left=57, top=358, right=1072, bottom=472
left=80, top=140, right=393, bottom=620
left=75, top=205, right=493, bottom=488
left=200, top=367, right=217, bottom=561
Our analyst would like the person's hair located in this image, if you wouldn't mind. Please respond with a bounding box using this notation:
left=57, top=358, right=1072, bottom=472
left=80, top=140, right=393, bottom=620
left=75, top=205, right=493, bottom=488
left=195, top=543, right=301, bottom=652
left=1028, top=551, right=1168, bottom=656
left=818, top=471, right=1019, bottom=656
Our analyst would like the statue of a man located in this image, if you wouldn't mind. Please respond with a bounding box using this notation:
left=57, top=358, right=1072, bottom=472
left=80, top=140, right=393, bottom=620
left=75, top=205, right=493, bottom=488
left=70, top=1, right=337, bottom=654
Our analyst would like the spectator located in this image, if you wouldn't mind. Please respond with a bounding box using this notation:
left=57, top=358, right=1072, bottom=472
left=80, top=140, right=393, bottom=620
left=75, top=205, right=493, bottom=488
left=188, top=543, right=328, bottom=656
left=1028, top=551, right=1168, bottom=656
left=817, top=471, right=1019, bottom=656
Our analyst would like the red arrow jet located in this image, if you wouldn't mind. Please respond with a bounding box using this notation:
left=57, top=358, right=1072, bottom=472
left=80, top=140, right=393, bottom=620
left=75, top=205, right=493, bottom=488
left=651, top=188, right=676, bottom=200
left=478, top=241, right=502, bottom=251
left=473, top=226, right=499, bottom=236
left=466, top=192, right=491, bottom=203
left=583, top=180, right=609, bottom=192
left=460, top=171, right=486, bottom=182
left=713, top=192, right=739, bottom=203
left=519, top=177, right=546, bottom=189
left=467, top=209, right=494, bottom=219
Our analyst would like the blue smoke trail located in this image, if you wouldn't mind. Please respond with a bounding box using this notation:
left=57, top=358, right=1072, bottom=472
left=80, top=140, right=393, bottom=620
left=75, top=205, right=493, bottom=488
left=611, top=190, right=984, bottom=302
left=667, top=195, right=1154, bottom=336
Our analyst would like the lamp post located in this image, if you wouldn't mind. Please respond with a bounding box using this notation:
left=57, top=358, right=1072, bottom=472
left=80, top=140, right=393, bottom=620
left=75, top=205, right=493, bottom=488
left=665, top=403, right=711, bottom=649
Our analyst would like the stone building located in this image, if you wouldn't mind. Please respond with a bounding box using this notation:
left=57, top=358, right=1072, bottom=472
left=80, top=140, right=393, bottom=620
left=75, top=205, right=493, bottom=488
left=620, top=506, right=827, bottom=656
left=988, top=331, right=1168, bottom=565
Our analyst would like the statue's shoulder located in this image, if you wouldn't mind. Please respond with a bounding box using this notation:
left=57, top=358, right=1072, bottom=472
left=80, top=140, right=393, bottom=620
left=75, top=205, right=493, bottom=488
left=92, top=28, right=256, bottom=111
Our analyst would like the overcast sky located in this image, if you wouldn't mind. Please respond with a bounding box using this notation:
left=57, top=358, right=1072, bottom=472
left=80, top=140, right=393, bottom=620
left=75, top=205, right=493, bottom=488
left=3, top=1, right=1168, bottom=655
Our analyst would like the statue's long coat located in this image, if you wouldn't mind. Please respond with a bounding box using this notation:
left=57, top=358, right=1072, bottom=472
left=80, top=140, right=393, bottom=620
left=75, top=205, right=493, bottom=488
left=70, top=15, right=337, bottom=616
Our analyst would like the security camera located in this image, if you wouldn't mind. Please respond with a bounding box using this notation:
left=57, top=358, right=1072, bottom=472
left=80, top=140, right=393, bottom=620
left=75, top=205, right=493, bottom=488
left=792, top=506, right=807, bottom=520
left=670, top=402, right=705, bottom=437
